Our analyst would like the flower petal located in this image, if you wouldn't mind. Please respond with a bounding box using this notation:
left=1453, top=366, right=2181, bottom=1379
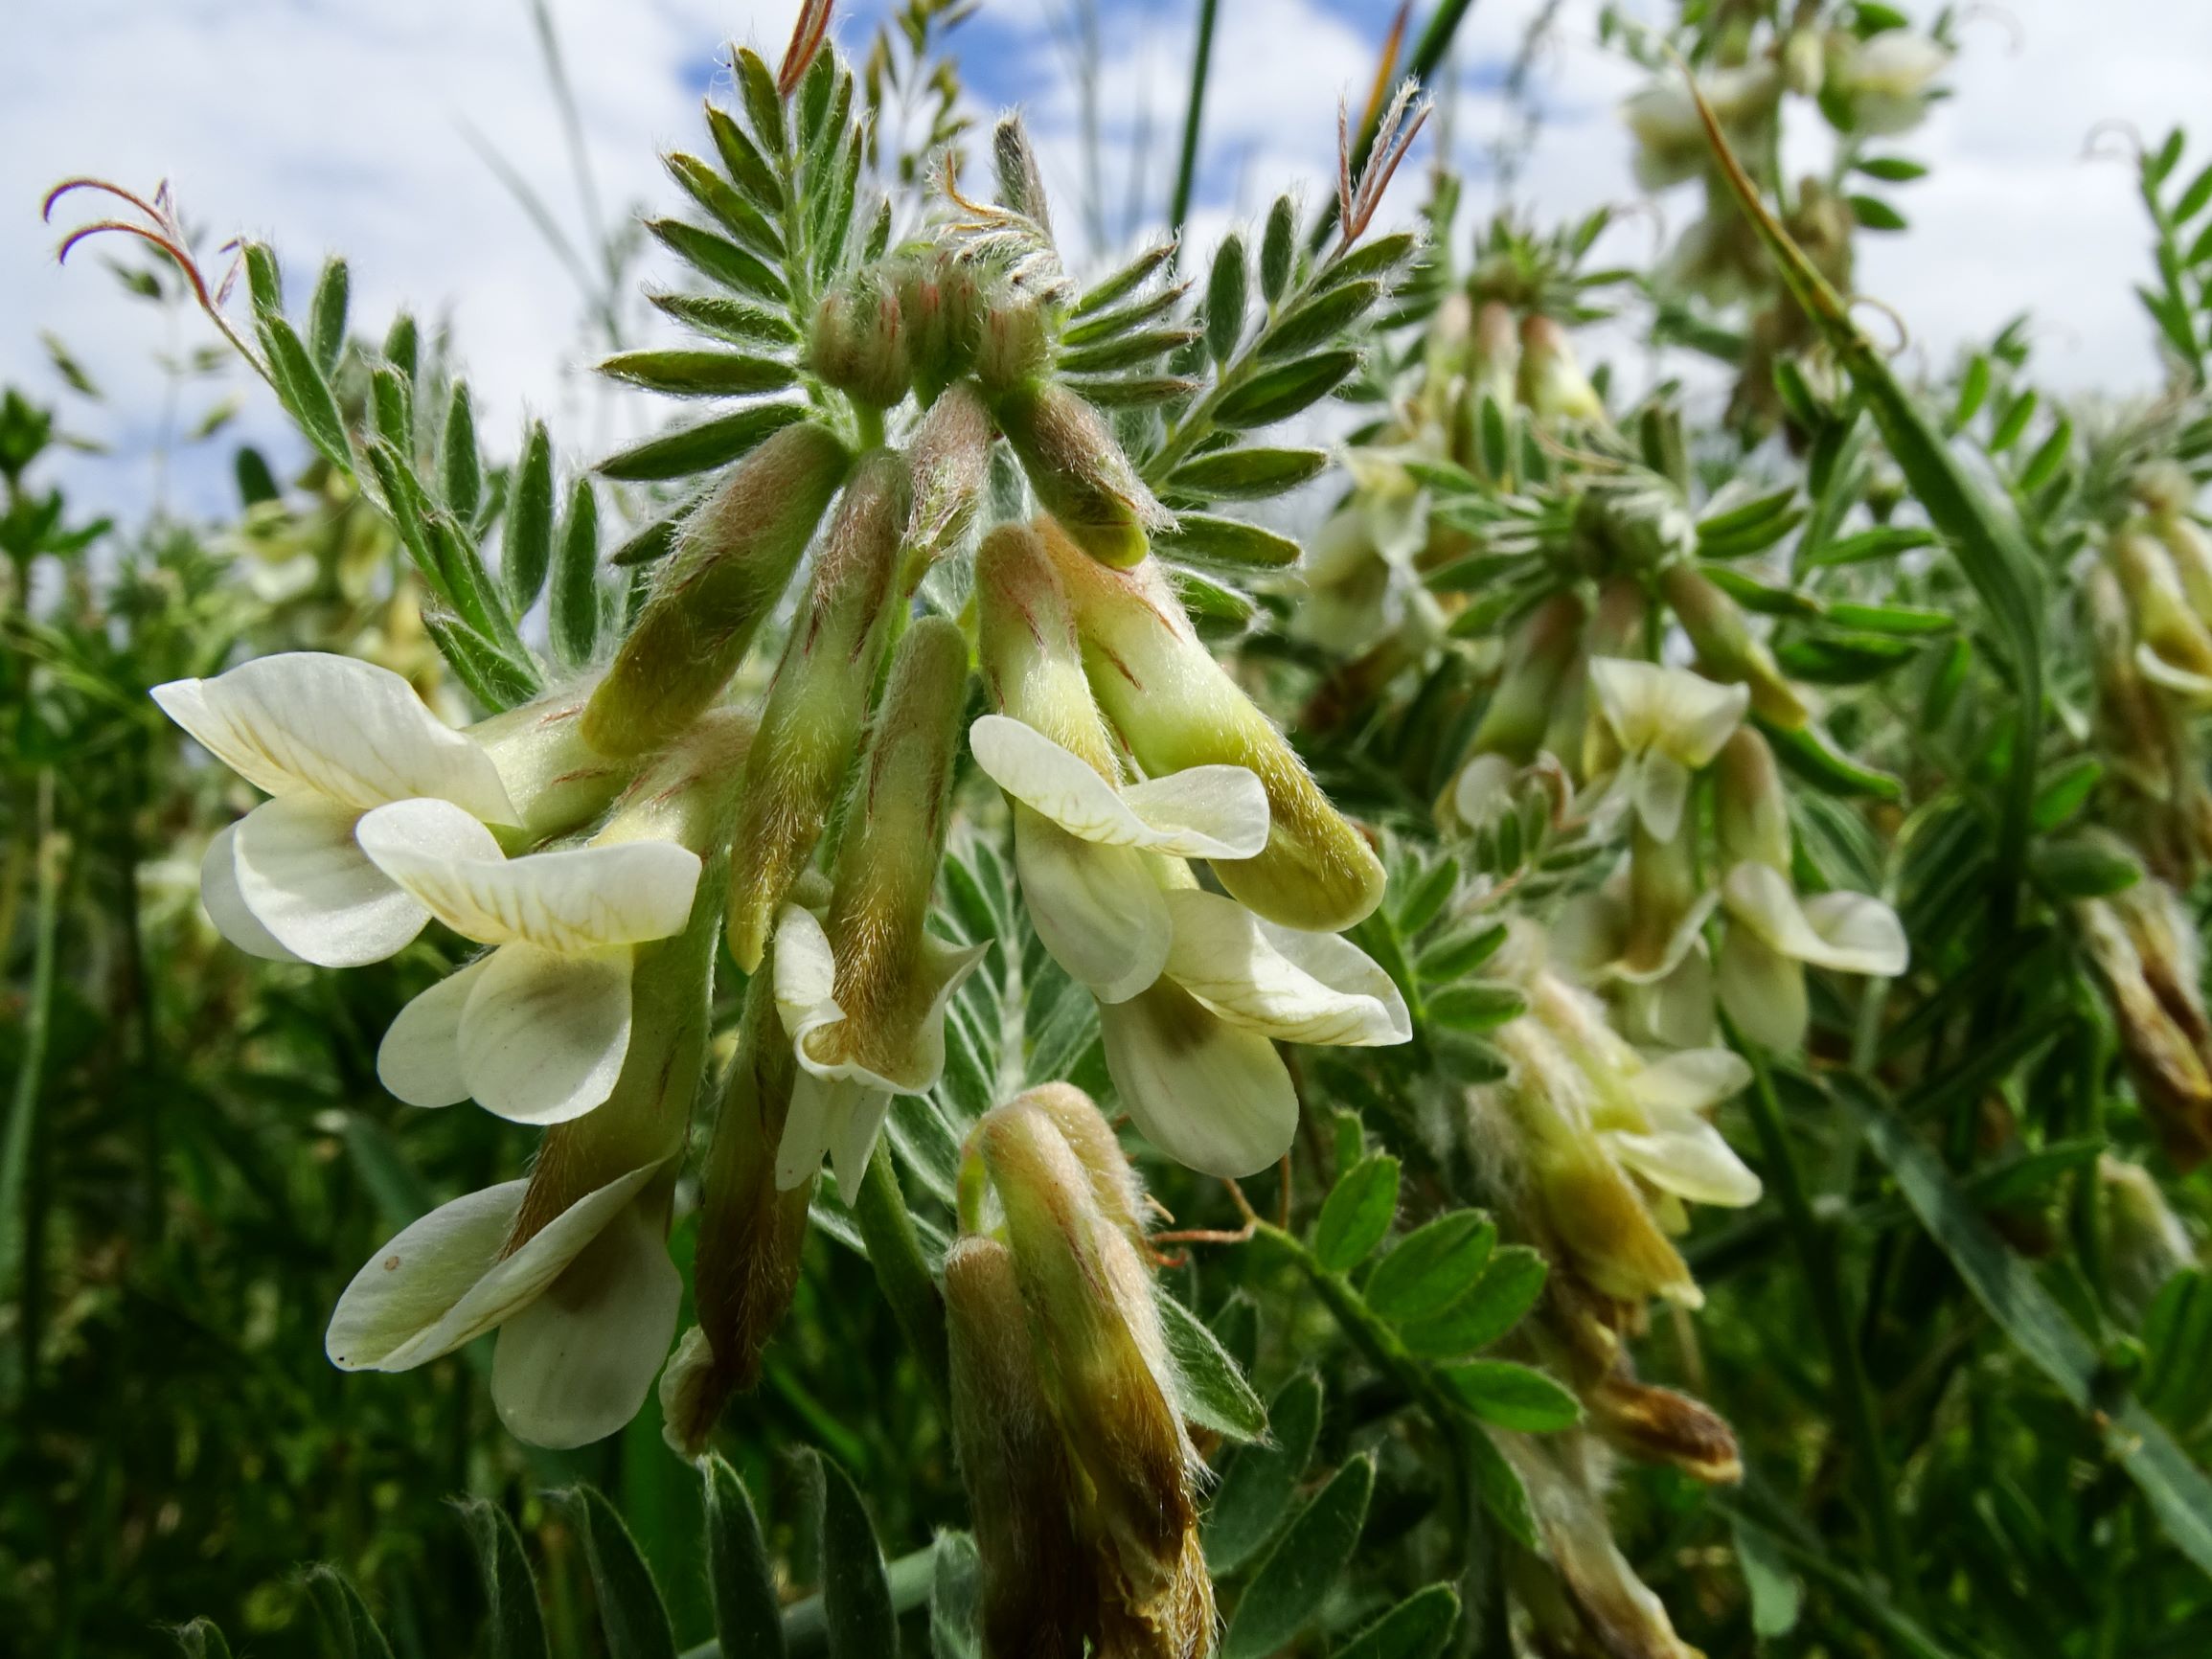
left=325, top=1161, right=663, bottom=1372
left=1800, top=890, right=1910, bottom=977
left=1631, top=751, right=1691, bottom=845
left=1610, top=1106, right=1764, bottom=1208
left=1549, top=888, right=1628, bottom=982
left=233, top=795, right=428, bottom=966
left=153, top=651, right=515, bottom=820
left=490, top=1190, right=681, bottom=1448
left=827, top=1083, right=894, bottom=1200
left=1119, top=765, right=1270, bottom=858
left=377, top=957, right=491, bottom=1107
left=1014, top=808, right=1172, bottom=1003
left=792, top=935, right=991, bottom=1096
left=1629, top=1048, right=1752, bottom=1116
left=198, top=821, right=302, bottom=962
left=970, top=714, right=1151, bottom=845
left=774, top=1071, right=837, bottom=1191
left=1161, top=888, right=1409, bottom=1046
left=1589, top=658, right=1747, bottom=769
left=458, top=943, right=634, bottom=1125
left=1716, top=922, right=1809, bottom=1052
left=358, top=797, right=701, bottom=951
left=1723, top=863, right=1907, bottom=975
left=1098, top=977, right=1298, bottom=1178
left=772, top=903, right=843, bottom=1036
left=1451, top=752, right=1516, bottom=830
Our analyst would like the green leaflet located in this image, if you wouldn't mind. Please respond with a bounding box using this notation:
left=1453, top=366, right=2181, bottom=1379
left=1313, top=1155, right=1401, bottom=1272
left=704, top=1456, right=785, bottom=1659
left=457, top=1498, right=551, bottom=1659
left=1220, top=1455, right=1375, bottom=1658
left=563, top=1486, right=679, bottom=1659
left=1206, top=1372, right=1326, bottom=1575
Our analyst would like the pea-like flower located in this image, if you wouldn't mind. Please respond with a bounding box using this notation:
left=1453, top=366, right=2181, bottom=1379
left=770, top=618, right=986, bottom=1195
left=1830, top=29, right=1950, bottom=137
left=1100, top=881, right=1412, bottom=1178
left=361, top=798, right=703, bottom=1124
left=326, top=1158, right=680, bottom=1450
left=969, top=711, right=1268, bottom=1002
left=1587, top=657, right=1749, bottom=843
left=153, top=651, right=518, bottom=966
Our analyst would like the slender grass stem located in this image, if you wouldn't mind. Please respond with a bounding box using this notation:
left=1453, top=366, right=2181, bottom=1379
left=1730, top=1021, right=1913, bottom=1605
left=1167, top=0, right=1220, bottom=238
left=1, top=772, right=62, bottom=1398
left=850, top=1141, right=949, bottom=1408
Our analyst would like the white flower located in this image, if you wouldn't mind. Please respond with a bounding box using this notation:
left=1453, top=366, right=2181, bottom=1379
left=1837, top=31, right=1949, bottom=136
left=359, top=798, right=703, bottom=1125
left=1621, top=64, right=1779, bottom=190
left=1098, top=887, right=1411, bottom=1178
left=1716, top=862, right=1908, bottom=1050
left=769, top=902, right=990, bottom=1195
left=325, top=1160, right=679, bottom=1449
left=1598, top=1049, right=1762, bottom=1209
left=1588, top=658, right=1749, bottom=842
left=969, top=712, right=1269, bottom=1003
left=154, top=652, right=518, bottom=966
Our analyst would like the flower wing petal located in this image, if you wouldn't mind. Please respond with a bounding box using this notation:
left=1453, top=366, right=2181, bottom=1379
left=1098, top=978, right=1298, bottom=1178
left=326, top=1162, right=665, bottom=1373
left=1120, top=764, right=1270, bottom=858
left=1716, top=922, right=1809, bottom=1052
left=1610, top=1106, right=1764, bottom=1207
left=1799, top=890, right=1910, bottom=976
left=490, top=1190, right=681, bottom=1448
left=198, top=821, right=303, bottom=962
left=772, top=903, right=842, bottom=1038
left=774, top=1071, right=838, bottom=1192
left=1015, top=809, right=1172, bottom=1003
left=377, top=956, right=491, bottom=1107
left=969, top=714, right=1152, bottom=845
left=458, top=944, right=633, bottom=1125
left=359, top=798, right=701, bottom=950
left=1629, top=1048, right=1752, bottom=1115
left=233, top=796, right=427, bottom=966
left=154, top=652, right=515, bottom=819
left=1162, top=888, right=1408, bottom=1046
left=827, top=1084, right=895, bottom=1201
left=1632, top=751, right=1691, bottom=844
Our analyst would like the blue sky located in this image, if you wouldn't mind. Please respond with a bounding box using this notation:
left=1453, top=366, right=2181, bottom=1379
left=7, top=1, right=2211, bottom=527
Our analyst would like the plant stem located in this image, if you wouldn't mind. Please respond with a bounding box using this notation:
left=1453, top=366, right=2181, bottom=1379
left=1, top=772, right=62, bottom=1399
left=678, top=1541, right=937, bottom=1659
left=1167, top=0, right=1220, bottom=238
left=1731, top=1024, right=1912, bottom=1604
left=851, top=1141, right=949, bottom=1408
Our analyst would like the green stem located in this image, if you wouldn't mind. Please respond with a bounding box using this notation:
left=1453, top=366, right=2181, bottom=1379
left=851, top=1141, right=949, bottom=1408
left=1731, top=1022, right=1912, bottom=1605
left=1166, top=0, right=1220, bottom=238
left=1, top=771, right=62, bottom=1398
left=678, top=1542, right=937, bottom=1659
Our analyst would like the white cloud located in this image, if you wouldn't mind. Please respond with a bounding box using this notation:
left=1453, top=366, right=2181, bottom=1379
left=5, top=0, right=2207, bottom=526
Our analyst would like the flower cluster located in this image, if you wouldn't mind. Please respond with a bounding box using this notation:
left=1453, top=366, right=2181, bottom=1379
left=945, top=1085, right=1215, bottom=1659
left=974, top=519, right=1409, bottom=1178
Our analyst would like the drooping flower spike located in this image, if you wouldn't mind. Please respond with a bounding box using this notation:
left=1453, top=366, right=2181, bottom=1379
left=154, top=651, right=519, bottom=966
left=772, top=617, right=988, bottom=1194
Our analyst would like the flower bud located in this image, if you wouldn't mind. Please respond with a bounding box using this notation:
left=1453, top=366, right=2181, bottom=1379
left=1714, top=727, right=1791, bottom=872
left=661, top=972, right=813, bottom=1455
left=2080, top=892, right=2212, bottom=1169
left=1587, top=1364, right=1742, bottom=1484
left=1517, top=315, right=1605, bottom=424
left=1503, top=1434, right=1703, bottom=1659
left=976, top=522, right=1122, bottom=772
left=2155, top=509, right=2212, bottom=631
left=2102, top=1154, right=2197, bottom=1322
left=1470, top=299, right=1521, bottom=411
left=974, top=296, right=1050, bottom=396
left=1470, top=590, right=1587, bottom=766
left=973, top=1098, right=1200, bottom=1608
left=726, top=451, right=910, bottom=970
left=584, top=423, right=851, bottom=757
left=809, top=279, right=911, bottom=409
left=1830, top=28, right=1949, bottom=137
left=994, top=380, right=1168, bottom=569
left=1660, top=559, right=1807, bottom=728
left=897, top=253, right=985, bottom=399
left=946, top=1237, right=1099, bottom=1659
left=902, top=379, right=994, bottom=584
left=1622, top=820, right=1705, bottom=982
left=1038, top=519, right=1386, bottom=931
left=2112, top=523, right=2212, bottom=689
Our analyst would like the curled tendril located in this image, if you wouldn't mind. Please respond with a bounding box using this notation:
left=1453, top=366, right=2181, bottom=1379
left=43, top=176, right=268, bottom=383
left=1338, top=75, right=1434, bottom=250
left=2084, top=120, right=2146, bottom=168
left=1848, top=294, right=1912, bottom=359
left=1958, top=4, right=2025, bottom=57
left=777, top=0, right=835, bottom=99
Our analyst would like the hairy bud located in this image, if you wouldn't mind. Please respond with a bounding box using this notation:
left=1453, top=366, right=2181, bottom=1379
left=1517, top=315, right=1605, bottom=424
left=902, top=379, right=994, bottom=583
left=994, top=381, right=1167, bottom=569
left=1471, top=590, right=1587, bottom=766
left=1038, top=519, right=1386, bottom=931
left=584, top=423, right=851, bottom=757
left=726, top=451, right=910, bottom=970
left=897, top=253, right=985, bottom=399
left=1660, top=559, right=1807, bottom=728
left=809, top=279, right=912, bottom=409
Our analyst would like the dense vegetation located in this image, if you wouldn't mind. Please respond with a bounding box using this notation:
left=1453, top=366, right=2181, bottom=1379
left=11, top=2, right=2212, bottom=1655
